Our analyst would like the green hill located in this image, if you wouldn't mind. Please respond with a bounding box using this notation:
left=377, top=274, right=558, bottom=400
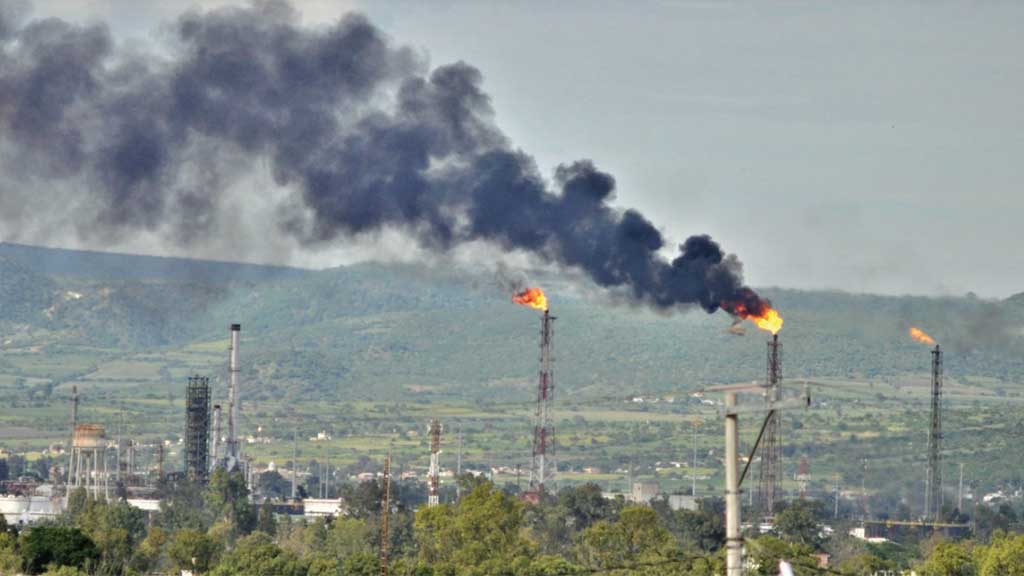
left=2, top=243, right=1023, bottom=401
left=3, top=243, right=1024, bottom=500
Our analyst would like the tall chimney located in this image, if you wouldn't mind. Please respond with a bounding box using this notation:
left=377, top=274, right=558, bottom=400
left=211, top=404, right=222, bottom=470
left=67, top=385, right=79, bottom=489
left=227, top=324, right=241, bottom=463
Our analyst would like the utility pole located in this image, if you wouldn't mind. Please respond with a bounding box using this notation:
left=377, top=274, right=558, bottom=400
left=379, top=452, right=392, bottom=576
left=291, top=430, right=298, bottom=501
left=68, top=385, right=79, bottom=490
left=692, top=420, right=699, bottom=497
left=456, top=424, right=463, bottom=501
left=724, top=392, right=741, bottom=576
left=861, top=459, right=868, bottom=521
left=319, top=443, right=326, bottom=499
left=833, top=473, right=840, bottom=519
left=958, top=463, right=965, bottom=512
left=116, top=409, right=123, bottom=482
left=705, top=380, right=810, bottom=576
left=157, top=443, right=164, bottom=483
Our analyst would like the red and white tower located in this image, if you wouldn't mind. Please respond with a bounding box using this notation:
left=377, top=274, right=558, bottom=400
left=512, top=287, right=556, bottom=497
left=428, top=419, right=441, bottom=507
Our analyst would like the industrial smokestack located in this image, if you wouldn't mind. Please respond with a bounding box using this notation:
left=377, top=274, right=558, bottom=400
left=0, top=3, right=774, bottom=322
left=210, top=404, right=222, bottom=470
left=227, top=324, right=241, bottom=467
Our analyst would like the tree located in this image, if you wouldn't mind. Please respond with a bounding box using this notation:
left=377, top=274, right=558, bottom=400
left=524, top=555, right=586, bottom=576
left=168, top=529, right=221, bottom=575
left=576, top=506, right=674, bottom=571
left=39, top=567, right=89, bottom=576
left=414, top=482, right=534, bottom=574
left=979, top=533, right=1024, bottom=576
left=663, top=500, right=725, bottom=553
left=134, top=526, right=168, bottom=574
left=745, top=536, right=820, bottom=576
left=73, top=499, right=148, bottom=575
left=919, top=541, right=976, bottom=576
left=19, top=526, right=100, bottom=575
left=0, top=531, right=21, bottom=575
left=209, top=532, right=307, bottom=576
left=326, top=516, right=374, bottom=557
left=205, top=468, right=257, bottom=536
left=257, top=499, right=278, bottom=536
left=774, top=500, right=824, bottom=548
left=158, top=479, right=210, bottom=532
left=338, top=479, right=384, bottom=520
left=258, top=471, right=292, bottom=500
left=558, top=483, right=617, bottom=532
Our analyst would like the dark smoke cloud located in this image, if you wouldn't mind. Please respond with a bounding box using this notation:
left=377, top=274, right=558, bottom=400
left=0, top=0, right=770, bottom=318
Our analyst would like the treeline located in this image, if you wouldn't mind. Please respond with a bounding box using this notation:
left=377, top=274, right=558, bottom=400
left=3, top=470, right=1024, bottom=575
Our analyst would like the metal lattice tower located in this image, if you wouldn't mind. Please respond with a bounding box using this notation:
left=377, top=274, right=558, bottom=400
left=529, top=310, right=556, bottom=494
left=758, top=333, right=782, bottom=520
left=428, top=419, right=441, bottom=507
left=185, top=376, right=211, bottom=483
left=926, top=344, right=943, bottom=521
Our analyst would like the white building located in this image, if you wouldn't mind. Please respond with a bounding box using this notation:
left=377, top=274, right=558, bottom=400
left=668, top=494, right=698, bottom=511
left=303, top=498, right=345, bottom=518
left=0, top=494, right=62, bottom=525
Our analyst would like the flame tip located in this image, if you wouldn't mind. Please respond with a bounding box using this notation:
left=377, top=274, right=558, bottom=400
left=512, top=287, right=548, bottom=312
left=909, top=326, right=937, bottom=346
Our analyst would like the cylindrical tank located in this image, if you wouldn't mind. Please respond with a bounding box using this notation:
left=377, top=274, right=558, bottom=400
left=72, top=424, right=106, bottom=449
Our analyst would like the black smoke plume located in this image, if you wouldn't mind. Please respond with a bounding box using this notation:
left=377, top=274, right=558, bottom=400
left=0, top=1, right=771, bottom=318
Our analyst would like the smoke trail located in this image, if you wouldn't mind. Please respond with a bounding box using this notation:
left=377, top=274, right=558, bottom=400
left=0, top=1, right=770, bottom=317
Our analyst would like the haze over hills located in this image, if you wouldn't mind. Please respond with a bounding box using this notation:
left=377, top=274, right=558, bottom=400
left=2, top=241, right=1024, bottom=405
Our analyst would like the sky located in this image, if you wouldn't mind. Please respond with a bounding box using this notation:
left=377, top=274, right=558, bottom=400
left=10, top=0, right=1024, bottom=298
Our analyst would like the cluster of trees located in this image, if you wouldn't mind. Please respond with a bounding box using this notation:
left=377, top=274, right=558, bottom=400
left=5, top=469, right=1024, bottom=575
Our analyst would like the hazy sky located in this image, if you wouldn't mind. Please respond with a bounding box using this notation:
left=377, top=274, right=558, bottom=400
left=17, top=1, right=1024, bottom=298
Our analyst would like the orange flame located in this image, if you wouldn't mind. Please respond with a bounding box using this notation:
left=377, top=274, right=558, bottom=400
left=909, top=326, right=936, bottom=346
left=728, top=302, right=784, bottom=335
left=749, top=307, right=784, bottom=335
left=513, top=287, right=548, bottom=312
